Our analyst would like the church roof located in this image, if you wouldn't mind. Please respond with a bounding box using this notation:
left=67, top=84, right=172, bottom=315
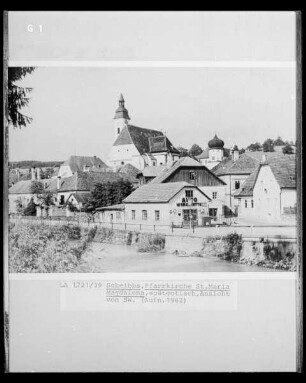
left=208, top=134, right=225, bottom=149
left=113, top=125, right=179, bottom=155
left=148, top=136, right=180, bottom=154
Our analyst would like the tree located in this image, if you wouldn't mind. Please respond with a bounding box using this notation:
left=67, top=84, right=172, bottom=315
left=85, top=180, right=134, bottom=212
left=41, top=167, right=54, bottom=179
left=177, top=146, right=189, bottom=157
left=189, top=144, right=203, bottom=157
left=8, top=67, right=35, bottom=129
left=15, top=197, right=24, bottom=215
left=23, top=198, right=37, bottom=216
left=29, top=180, right=54, bottom=216
left=274, top=136, right=285, bottom=146
left=246, top=142, right=262, bottom=151
left=262, top=138, right=275, bottom=152
left=282, top=144, right=294, bottom=154
left=239, top=148, right=245, bottom=155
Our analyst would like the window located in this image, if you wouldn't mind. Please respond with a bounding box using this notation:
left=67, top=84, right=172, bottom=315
left=238, top=198, right=241, bottom=205
left=212, top=192, right=217, bottom=199
left=152, top=161, right=156, bottom=166
left=121, top=161, right=124, bottom=165
left=142, top=210, right=148, bottom=220
left=235, top=180, right=240, bottom=190
left=251, top=200, right=254, bottom=208
left=60, top=195, right=65, bottom=205
left=189, top=171, right=195, bottom=180
left=264, top=188, right=268, bottom=194
left=212, top=156, right=215, bottom=161
left=131, top=210, right=136, bottom=220
left=245, top=200, right=248, bottom=208
left=116, top=212, right=120, bottom=220
left=155, top=210, right=160, bottom=221
left=117, top=128, right=120, bottom=134
left=185, top=190, right=193, bottom=198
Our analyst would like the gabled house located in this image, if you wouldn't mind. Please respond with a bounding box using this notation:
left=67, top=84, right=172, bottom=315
left=212, top=151, right=281, bottom=214
left=149, top=156, right=227, bottom=219
left=123, top=182, right=211, bottom=227
left=234, top=154, right=296, bottom=222
left=58, top=155, right=109, bottom=178
left=108, top=95, right=180, bottom=170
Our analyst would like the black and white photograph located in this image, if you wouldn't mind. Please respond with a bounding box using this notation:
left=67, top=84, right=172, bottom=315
left=3, top=11, right=302, bottom=372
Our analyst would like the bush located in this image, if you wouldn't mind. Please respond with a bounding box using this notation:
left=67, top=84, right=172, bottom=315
left=8, top=222, right=88, bottom=273
left=61, top=224, right=82, bottom=240
left=202, top=232, right=242, bottom=261
left=137, top=233, right=166, bottom=253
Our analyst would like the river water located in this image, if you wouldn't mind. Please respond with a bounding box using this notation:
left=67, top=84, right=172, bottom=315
left=74, top=242, right=279, bottom=273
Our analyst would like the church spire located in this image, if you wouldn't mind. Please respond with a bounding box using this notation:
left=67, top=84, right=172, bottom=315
left=119, top=93, right=125, bottom=107
left=114, top=93, right=130, bottom=120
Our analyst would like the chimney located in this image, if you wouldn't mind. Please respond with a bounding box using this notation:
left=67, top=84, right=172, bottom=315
left=37, top=168, right=41, bottom=180
left=31, top=168, right=36, bottom=181
left=232, top=150, right=239, bottom=161
left=57, top=176, right=61, bottom=190
left=262, top=154, right=267, bottom=162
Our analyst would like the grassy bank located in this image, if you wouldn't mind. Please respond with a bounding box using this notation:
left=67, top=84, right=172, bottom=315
left=9, top=221, right=97, bottom=273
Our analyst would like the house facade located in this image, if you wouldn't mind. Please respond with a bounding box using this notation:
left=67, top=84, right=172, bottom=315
left=123, top=182, right=211, bottom=227
left=149, top=156, right=227, bottom=220
left=108, top=95, right=180, bottom=170
left=234, top=154, right=296, bottom=222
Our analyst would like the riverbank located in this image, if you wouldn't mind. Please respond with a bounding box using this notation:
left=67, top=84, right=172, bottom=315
left=73, top=242, right=280, bottom=273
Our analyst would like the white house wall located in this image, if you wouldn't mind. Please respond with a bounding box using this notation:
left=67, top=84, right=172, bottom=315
left=58, top=165, right=73, bottom=178
left=108, top=144, right=144, bottom=170
left=124, top=187, right=210, bottom=227
left=253, top=165, right=281, bottom=221
left=9, top=194, right=34, bottom=214
left=280, top=188, right=296, bottom=215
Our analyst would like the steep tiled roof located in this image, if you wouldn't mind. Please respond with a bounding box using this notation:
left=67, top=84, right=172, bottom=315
left=9, top=178, right=58, bottom=194
left=116, top=163, right=140, bottom=180
left=148, top=136, right=180, bottom=154
left=234, top=154, right=296, bottom=198
left=68, top=193, right=89, bottom=204
left=234, top=165, right=261, bottom=198
left=267, top=154, right=296, bottom=188
left=196, top=148, right=209, bottom=159
left=113, top=125, right=179, bottom=155
left=61, top=156, right=109, bottom=173
left=212, top=152, right=281, bottom=176
left=123, top=182, right=210, bottom=203
left=58, top=171, right=130, bottom=192
left=150, top=156, right=225, bottom=185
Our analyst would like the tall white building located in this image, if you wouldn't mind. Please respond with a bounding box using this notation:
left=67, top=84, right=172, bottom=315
left=108, top=95, right=180, bottom=170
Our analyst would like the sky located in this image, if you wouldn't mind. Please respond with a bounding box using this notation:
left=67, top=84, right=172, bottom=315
left=7, top=11, right=297, bottom=163
left=9, top=66, right=296, bottom=162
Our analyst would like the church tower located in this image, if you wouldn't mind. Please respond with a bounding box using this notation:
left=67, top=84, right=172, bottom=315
left=113, top=94, right=130, bottom=140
